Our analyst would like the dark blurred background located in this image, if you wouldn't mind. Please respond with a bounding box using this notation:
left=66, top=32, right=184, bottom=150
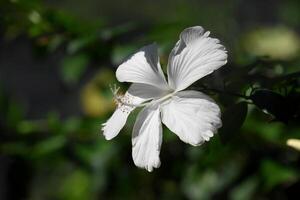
left=1, top=0, right=300, bottom=199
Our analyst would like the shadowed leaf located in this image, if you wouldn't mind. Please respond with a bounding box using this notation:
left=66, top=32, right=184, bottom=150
left=219, top=102, right=248, bottom=143
left=250, top=89, right=291, bottom=123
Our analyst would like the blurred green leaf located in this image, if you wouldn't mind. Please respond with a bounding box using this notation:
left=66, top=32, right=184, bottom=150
left=230, top=177, right=258, bottom=200
left=31, top=135, right=66, bottom=158
left=75, top=140, right=117, bottom=191
left=62, top=117, right=81, bottom=134
left=47, top=112, right=63, bottom=134
left=183, top=160, right=242, bottom=200
left=60, top=169, right=92, bottom=200
left=60, top=54, right=89, bottom=85
left=17, top=120, right=40, bottom=134
left=260, top=160, right=298, bottom=191
left=243, top=113, right=283, bottom=142
left=47, top=10, right=89, bottom=35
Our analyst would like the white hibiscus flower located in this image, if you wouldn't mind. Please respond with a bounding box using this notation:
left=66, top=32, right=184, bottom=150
left=102, top=26, right=228, bottom=172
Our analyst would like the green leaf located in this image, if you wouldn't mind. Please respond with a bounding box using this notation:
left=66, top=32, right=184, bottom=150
left=230, top=177, right=258, bottom=200
left=60, top=169, right=92, bottom=200
left=17, top=120, right=40, bottom=134
left=243, top=115, right=283, bottom=142
left=62, top=117, right=81, bottom=134
left=219, top=102, right=248, bottom=143
left=31, top=135, right=66, bottom=158
left=60, top=54, right=89, bottom=85
left=260, top=160, right=298, bottom=191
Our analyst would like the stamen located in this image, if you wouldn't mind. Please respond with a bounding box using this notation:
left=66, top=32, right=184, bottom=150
left=110, top=84, right=145, bottom=109
left=109, top=84, right=120, bottom=96
left=109, top=84, right=125, bottom=107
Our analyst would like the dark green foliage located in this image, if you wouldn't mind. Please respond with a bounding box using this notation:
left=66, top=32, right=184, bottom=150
left=250, top=89, right=300, bottom=123
left=219, top=102, right=248, bottom=143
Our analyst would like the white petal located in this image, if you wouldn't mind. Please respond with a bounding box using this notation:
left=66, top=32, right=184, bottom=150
left=161, top=90, right=222, bottom=146
left=101, top=108, right=131, bottom=140
left=132, top=104, right=162, bottom=172
left=101, top=86, right=144, bottom=140
left=167, top=26, right=227, bottom=91
left=116, top=43, right=169, bottom=90
left=101, top=82, right=164, bottom=140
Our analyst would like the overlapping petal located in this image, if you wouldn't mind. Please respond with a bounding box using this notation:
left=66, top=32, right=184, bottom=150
left=128, top=83, right=168, bottom=100
left=161, top=90, right=222, bottom=146
left=132, top=104, right=162, bottom=172
left=116, top=43, right=169, bottom=90
left=167, top=26, right=227, bottom=91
